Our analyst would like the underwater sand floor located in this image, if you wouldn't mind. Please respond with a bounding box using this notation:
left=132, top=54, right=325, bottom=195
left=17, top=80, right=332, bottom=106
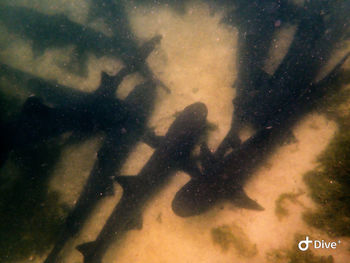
left=1, top=1, right=350, bottom=262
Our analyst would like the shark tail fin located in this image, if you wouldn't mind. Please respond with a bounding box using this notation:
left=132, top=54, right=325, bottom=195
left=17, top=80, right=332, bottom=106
left=76, top=241, right=97, bottom=260
left=230, top=188, right=265, bottom=211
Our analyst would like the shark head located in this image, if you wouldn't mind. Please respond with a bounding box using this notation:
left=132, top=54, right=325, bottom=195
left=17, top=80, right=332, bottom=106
left=172, top=175, right=264, bottom=217
left=172, top=142, right=264, bottom=217
left=172, top=176, right=221, bottom=217
left=164, top=102, right=208, bottom=160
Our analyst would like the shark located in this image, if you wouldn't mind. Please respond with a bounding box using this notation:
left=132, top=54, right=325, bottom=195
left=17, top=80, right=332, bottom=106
left=0, top=5, right=162, bottom=79
left=216, top=0, right=350, bottom=156
left=172, top=52, right=350, bottom=217
left=215, top=0, right=301, bottom=156
left=0, top=62, right=92, bottom=107
left=86, top=0, right=169, bottom=92
left=43, top=76, right=157, bottom=263
left=0, top=62, right=92, bottom=167
left=0, top=52, right=165, bottom=167
left=0, top=68, right=131, bottom=166
left=75, top=102, right=208, bottom=263
left=171, top=1, right=350, bottom=217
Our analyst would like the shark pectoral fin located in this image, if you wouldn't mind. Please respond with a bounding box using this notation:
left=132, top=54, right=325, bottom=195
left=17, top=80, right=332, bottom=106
left=21, top=96, right=53, bottom=121
left=199, top=143, right=216, bottom=172
left=94, top=72, right=116, bottom=98
left=180, top=158, right=202, bottom=178
left=284, top=130, right=298, bottom=145
left=114, top=175, right=143, bottom=193
left=21, top=96, right=45, bottom=113
left=200, top=142, right=213, bottom=158
left=233, top=189, right=264, bottom=211
left=103, top=183, right=115, bottom=196
left=76, top=241, right=97, bottom=258
left=142, top=129, right=165, bottom=148
left=126, top=213, right=143, bottom=231
left=95, top=68, right=130, bottom=98
left=139, top=35, right=162, bottom=61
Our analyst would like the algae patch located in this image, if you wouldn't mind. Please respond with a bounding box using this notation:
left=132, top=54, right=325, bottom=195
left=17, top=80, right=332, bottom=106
left=211, top=223, right=258, bottom=258
left=266, top=248, right=333, bottom=263
left=302, top=69, right=350, bottom=237
left=156, top=212, right=162, bottom=224
left=302, top=117, right=350, bottom=237
left=275, top=191, right=304, bottom=220
left=266, top=234, right=334, bottom=263
left=303, top=121, right=350, bottom=237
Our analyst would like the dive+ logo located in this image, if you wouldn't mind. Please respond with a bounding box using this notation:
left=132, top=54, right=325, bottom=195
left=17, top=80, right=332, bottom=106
left=298, top=236, right=341, bottom=251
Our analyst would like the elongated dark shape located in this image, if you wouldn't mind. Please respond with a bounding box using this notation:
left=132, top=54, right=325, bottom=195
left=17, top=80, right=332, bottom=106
left=43, top=77, right=157, bottom=263
left=0, top=68, right=131, bottom=166
left=0, top=5, right=162, bottom=79
left=76, top=102, right=208, bottom=263
left=172, top=52, right=350, bottom=217
left=87, top=0, right=169, bottom=92
left=0, top=62, right=90, bottom=107
left=217, top=1, right=350, bottom=156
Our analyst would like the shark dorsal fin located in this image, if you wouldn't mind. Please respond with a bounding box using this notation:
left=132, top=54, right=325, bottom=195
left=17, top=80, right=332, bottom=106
left=125, top=212, right=143, bottom=231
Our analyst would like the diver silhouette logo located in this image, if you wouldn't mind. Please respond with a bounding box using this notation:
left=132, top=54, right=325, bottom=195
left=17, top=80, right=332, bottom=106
left=298, top=236, right=312, bottom=251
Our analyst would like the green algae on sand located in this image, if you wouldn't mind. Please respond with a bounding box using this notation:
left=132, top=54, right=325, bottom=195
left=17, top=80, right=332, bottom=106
left=303, top=121, right=350, bottom=237
left=266, top=234, right=334, bottom=263
left=275, top=191, right=304, bottom=220
left=266, top=247, right=334, bottom=263
left=302, top=70, right=350, bottom=237
left=211, top=223, right=258, bottom=258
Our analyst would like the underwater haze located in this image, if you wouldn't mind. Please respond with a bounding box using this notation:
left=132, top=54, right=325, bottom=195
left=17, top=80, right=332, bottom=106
left=1, top=0, right=350, bottom=263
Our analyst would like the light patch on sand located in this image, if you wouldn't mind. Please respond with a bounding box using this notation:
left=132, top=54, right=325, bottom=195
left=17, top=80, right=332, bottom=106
left=315, top=39, right=350, bottom=82
left=60, top=183, right=124, bottom=263
left=0, top=18, right=123, bottom=93
left=128, top=1, right=238, bottom=149
left=49, top=135, right=104, bottom=206
left=3, top=0, right=90, bottom=25
left=264, top=24, right=297, bottom=75
left=240, top=113, right=337, bottom=261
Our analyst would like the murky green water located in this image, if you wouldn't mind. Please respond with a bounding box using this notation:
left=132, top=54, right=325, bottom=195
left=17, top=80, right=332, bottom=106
left=1, top=1, right=350, bottom=263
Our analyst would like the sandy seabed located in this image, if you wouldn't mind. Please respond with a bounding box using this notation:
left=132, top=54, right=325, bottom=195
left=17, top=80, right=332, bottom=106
left=1, top=1, right=350, bottom=262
